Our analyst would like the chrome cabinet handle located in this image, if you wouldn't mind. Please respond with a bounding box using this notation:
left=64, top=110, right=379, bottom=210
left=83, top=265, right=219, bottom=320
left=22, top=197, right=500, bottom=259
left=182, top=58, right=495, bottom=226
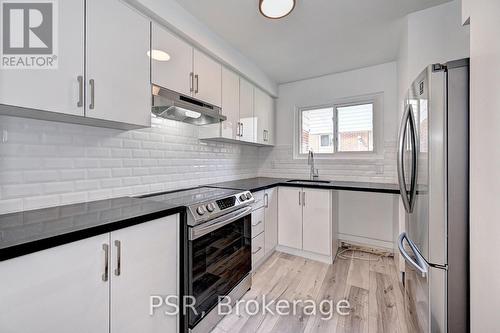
left=240, top=122, right=244, bottom=137
left=397, top=104, right=412, bottom=212
left=398, top=232, right=428, bottom=278
left=190, top=72, right=194, bottom=93
left=252, top=220, right=263, bottom=227
left=194, top=74, right=199, bottom=94
left=236, top=122, right=241, bottom=137
left=264, top=193, right=269, bottom=208
left=298, top=191, right=301, bottom=206
left=263, top=130, right=268, bottom=142
left=302, top=191, right=306, bottom=206
left=114, top=240, right=121, bottom=276
left=102, top=244, right=109, bottom=282
left=89, top=79, right=95, bottom=110
left=77, top=76, right=83, bottom=107
left=252, top=246, right=262, bottom=255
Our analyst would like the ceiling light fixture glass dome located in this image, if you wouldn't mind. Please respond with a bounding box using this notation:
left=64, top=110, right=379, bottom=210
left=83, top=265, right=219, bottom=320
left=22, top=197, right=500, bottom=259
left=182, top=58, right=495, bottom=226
left=259, top=0, right=295, bottom=19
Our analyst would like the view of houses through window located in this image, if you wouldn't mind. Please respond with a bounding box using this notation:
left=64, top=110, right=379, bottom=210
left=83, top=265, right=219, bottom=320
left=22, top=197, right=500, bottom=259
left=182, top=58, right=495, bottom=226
left=300, top=102, right=374, bottom=155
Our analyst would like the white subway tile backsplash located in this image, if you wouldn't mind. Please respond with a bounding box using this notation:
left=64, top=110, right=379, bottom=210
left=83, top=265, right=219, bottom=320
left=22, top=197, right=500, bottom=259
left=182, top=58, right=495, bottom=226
left=0, top=112, right=397, bottom=214
left=0, top=115, right=260, bottom=214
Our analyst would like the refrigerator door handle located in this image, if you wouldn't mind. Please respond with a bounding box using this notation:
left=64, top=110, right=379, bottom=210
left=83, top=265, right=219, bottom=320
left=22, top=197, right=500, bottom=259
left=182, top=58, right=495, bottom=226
left=408, top=108, right=419, bottom=212
left=397, top=104, right=412, bottom=212
left=398, top=232, right=428, bottom=278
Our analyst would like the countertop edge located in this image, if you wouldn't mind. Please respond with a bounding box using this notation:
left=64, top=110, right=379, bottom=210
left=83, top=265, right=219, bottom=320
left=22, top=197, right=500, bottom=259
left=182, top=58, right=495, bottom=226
left=0, top=206, right=185, bottom=262
left=208, top=181, right=400, bottom=194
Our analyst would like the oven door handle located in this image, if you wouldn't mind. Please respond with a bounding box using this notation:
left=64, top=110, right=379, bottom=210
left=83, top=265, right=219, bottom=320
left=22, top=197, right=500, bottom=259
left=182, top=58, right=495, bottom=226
left=189, top=206, right=253, bottom=240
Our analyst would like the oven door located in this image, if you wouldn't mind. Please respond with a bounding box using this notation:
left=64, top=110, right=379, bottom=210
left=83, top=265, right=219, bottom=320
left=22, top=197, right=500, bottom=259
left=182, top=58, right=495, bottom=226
left=187, top=206, right=252, bottom=329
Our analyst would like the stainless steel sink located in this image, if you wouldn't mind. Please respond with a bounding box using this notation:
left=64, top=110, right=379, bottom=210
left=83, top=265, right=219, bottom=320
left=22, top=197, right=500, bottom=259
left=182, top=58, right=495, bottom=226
left=286, top=179, right=331, bottom=185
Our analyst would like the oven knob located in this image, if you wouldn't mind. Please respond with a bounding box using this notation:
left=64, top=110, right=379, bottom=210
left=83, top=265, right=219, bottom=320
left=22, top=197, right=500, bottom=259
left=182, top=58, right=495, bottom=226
left=206, top=203, right=215, bottom=212
left=245, top=193, right=252, bottom=200
left=239, top=194, right=247, bottom=201
left=196, top=206, right=205, bottom=215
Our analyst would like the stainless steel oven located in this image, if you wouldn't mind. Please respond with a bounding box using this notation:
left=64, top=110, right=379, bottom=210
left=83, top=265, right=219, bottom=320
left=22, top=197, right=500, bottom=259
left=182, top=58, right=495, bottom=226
left=187, top=206, right=252, bottom=332
left=141, top=186, right=254, bottom=333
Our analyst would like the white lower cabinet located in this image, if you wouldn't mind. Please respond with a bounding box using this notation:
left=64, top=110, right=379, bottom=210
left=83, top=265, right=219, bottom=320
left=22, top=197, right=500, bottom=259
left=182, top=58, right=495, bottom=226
left=251, top=188, right=278, bottom=270
left=0, top=214, right=179, bottom=333
left=264, top=187, right=278, bottom=253
left=278, top=187, right=334, bottom=263
left=277, top=187, right=303, bottom=249
left=0, top=234, right=110, bottom=333
left=110, top=216, right=179, bottom=333
left=302, top=188, right=332, bottom=256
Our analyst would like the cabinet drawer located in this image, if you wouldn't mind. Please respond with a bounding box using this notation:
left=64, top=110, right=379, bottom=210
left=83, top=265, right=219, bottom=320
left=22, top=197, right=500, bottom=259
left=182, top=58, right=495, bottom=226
left=252, top=232, right=265, bottom=269
left=251, top=207, right=265, bottom=237
left=251, top=190, right=265, bottom=209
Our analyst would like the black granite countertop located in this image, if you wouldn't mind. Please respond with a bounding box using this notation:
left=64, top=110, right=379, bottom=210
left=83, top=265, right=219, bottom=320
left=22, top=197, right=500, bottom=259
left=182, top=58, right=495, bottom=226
left=206, top=177, right=400, bottom=194
left=0, top=178, right=399, bottom=262
left=0, top=196, right=185, bottom=261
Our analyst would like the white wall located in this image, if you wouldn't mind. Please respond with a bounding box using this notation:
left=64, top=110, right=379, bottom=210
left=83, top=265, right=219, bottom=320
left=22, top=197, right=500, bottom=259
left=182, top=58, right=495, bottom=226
left=398, top=0, right=469, bottom=110
left=465, top=0, right=500, bottom=330
left=0, top=116, right=260, bottom=214
left=127, top=0, right=278, bottom=97
left=258, top=62, right=399, bottom=248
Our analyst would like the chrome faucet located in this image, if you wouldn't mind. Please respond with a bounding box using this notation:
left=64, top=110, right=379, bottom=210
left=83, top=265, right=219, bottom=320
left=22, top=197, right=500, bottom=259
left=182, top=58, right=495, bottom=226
left=307, top=150, right=319, bottom=180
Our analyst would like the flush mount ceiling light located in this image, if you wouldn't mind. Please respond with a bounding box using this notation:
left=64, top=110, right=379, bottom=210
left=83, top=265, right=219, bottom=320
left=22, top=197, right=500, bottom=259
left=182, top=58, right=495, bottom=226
left=147, top=49, right=171, bottom=61
left=259, top=0, right=295, bottom=19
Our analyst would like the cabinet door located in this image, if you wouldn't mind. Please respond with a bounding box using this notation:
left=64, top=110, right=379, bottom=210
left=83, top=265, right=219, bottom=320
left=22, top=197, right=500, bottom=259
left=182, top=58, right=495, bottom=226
left=254, top=88, right=268, bottom=145
left=264, top=187, right=278, bottom=254
left=151, top=23, right=193, bottom=97
left=86, top=0, right=151, bottom=127
left=278, top=187, right=303, bottom=249
left=110, top=215, right=179, bottom=333
left=193, top=49, right=222, bottom=107
left=0, top=0, right=84, bottom=116
left=266, top=95, right=275, bottom=145
left=302, top=188, right=331, bottom=256
left=239, top=78, right=255, bottom=142
left=0, top=235, right=109, bottom=333
left=221, top=67, right=240, bottom=139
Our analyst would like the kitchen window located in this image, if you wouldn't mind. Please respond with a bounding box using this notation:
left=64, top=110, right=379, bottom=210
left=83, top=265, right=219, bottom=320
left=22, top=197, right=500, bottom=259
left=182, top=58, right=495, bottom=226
left=297, top=95, right=380, bottom=157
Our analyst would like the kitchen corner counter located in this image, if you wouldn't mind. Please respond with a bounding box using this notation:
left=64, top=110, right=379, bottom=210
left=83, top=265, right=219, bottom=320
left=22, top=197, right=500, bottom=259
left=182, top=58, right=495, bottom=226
left=206, top=177, right=400, bottom=194
left=0, top=197, right=184, bottom=261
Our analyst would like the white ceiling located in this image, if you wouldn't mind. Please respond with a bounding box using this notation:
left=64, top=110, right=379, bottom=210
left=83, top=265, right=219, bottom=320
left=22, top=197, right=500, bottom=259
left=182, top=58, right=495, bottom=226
left=173, top=0, right=451, bottom=84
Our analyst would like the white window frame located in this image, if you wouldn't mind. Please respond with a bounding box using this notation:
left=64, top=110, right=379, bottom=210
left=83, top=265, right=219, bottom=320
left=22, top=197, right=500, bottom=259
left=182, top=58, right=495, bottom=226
left=294, top=93, right=384, bottom=160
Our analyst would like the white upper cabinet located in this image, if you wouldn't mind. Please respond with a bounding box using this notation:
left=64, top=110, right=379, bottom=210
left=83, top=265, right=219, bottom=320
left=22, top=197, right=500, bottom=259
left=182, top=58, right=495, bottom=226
left=86, top=0, right=151, bottom=127
left=239, top=77, right=255, bottom=143
left=193, top=49, right=222, bottom=107
left=255, top=87, right=275, bottom=145
left=151, top=23, right=193, bottom=97
left=0, top=0, right=151, bottom=128
left=0, top=0, right=85, bottom=116
left=221, top=67, right=240, bottom=139
left=151, top=25, right=222, bottom=107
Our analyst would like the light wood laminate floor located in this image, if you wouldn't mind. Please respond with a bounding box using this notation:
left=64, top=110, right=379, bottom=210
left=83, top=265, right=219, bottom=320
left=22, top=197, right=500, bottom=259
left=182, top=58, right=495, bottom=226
left=212, top=250, right=408, bottom=333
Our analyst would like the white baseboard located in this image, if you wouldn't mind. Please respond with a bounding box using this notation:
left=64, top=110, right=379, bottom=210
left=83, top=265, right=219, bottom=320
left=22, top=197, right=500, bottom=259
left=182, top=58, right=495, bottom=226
left=337, top=233, right=394, bottom=252
left=276, top=245, right=333, bottom=264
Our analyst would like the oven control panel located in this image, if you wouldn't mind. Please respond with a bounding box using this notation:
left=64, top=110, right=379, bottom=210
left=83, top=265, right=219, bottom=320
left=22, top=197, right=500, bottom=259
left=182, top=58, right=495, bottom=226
left=216, top=196, right=236, bottom=210
left=188, top=191, right=254, bottom=225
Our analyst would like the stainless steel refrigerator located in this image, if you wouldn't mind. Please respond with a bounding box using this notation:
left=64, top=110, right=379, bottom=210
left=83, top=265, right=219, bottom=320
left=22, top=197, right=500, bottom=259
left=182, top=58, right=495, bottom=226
left=397, top=59, right=469, bottom=333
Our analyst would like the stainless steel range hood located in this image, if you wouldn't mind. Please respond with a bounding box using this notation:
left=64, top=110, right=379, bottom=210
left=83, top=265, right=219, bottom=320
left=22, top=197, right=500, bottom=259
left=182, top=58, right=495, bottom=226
left=151, top=85, right=225, bottom=126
